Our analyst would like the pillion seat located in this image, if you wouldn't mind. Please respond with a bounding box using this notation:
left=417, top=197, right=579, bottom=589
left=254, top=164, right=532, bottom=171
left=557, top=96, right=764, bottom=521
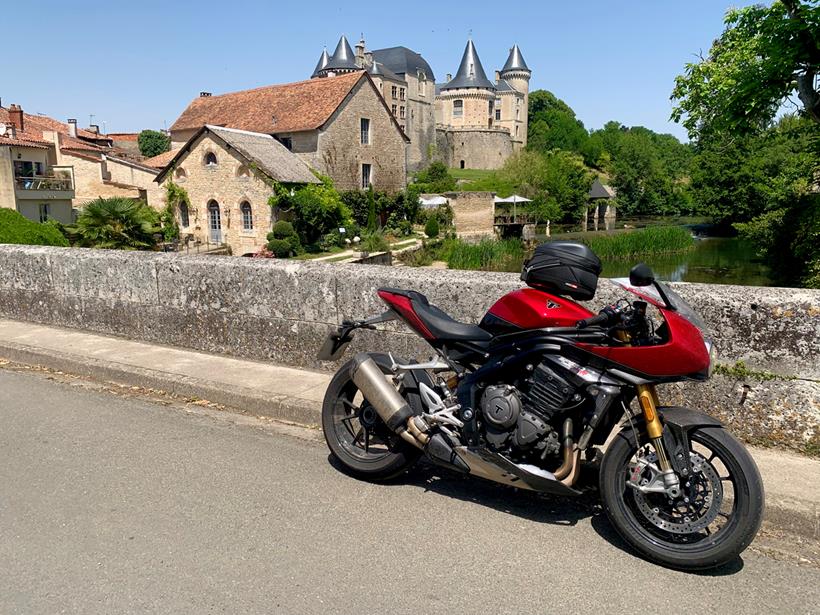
left=379, top=288, right=493, bottom=342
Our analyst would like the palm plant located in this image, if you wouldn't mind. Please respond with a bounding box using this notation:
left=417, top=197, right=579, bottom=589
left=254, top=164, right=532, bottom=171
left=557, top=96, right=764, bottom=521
left=72, top=197, right=160, bottom=250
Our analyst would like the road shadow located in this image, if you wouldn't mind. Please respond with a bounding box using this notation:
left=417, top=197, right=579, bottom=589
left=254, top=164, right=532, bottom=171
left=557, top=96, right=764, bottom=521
left=327, top=454, right=745, bottom=575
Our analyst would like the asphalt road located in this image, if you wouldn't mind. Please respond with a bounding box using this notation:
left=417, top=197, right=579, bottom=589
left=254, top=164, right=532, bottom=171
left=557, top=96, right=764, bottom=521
left=1, top=368, right=818, bottom=614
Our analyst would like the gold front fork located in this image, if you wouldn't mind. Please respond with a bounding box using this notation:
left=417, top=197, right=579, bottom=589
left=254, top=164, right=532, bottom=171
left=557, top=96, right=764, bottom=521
left=615, top=330, right=674, bottom=475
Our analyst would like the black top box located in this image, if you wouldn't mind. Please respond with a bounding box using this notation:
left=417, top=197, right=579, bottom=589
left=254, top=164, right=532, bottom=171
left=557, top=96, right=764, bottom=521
left=520, top=241, right=603, bottom=301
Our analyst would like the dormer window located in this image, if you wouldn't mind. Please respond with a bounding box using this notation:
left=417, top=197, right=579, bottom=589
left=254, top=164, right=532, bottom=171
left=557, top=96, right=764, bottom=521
left=204, top=152, right=217, bottom=166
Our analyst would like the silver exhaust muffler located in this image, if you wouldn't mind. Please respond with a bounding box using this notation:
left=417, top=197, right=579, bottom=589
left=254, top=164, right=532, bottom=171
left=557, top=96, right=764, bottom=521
left=349, top=353, right=419, bottom=447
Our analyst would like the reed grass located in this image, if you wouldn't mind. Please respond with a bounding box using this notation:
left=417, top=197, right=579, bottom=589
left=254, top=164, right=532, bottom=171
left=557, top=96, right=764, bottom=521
left=578, top=226, right=694, bottom=260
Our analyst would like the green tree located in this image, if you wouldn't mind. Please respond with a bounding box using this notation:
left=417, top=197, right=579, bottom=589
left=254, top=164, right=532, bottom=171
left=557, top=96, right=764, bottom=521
left=527, top=90, right=592, bottom=162
left=137, top=130, right=171, bottom=158
left=671, top=0, right=820, bottom=139
left=424, top=215, right=440, bottom=238
left=366, top=184, right=378, bottom=232
left=72, top=197, right=160, bottom=250
left=413, top=161, right=457, bottom=192
left=275, top=175, right=351, bottom=247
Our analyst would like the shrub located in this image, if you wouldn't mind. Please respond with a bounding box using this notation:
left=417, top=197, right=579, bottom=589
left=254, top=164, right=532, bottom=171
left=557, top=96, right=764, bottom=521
left=267, top=220, right=301, bottom=256
left=0, top=209, right=69, bottom=247
left=424, top=215, right=440, bottom=238
left=265, top=239, right=291, bottom=257
left=361, top=229, right=390, bottom=252
left=72, top=197, right=160, bottom=250
left=579, top=226, right=694, bottom=260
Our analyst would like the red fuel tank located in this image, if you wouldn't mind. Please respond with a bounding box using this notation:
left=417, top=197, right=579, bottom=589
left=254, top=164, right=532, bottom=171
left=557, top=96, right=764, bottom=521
left=480, top=288, right=594, bottom=334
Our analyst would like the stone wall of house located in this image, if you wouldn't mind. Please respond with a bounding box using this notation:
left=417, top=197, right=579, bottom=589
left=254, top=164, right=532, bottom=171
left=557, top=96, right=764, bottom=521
left=0, top=147, right=16, bottom=211
left=61, top=152, right=142, bottom=206
left=445, top=191, right=496, bottom=236
left=315, top=79, right=407, bottom=192
left=436, top=128, right=513, bottom=170
left=401, top=72, right=436, bottom=173
left=1, top=245, right=818, bottom=451
left=159, top=132, right=276, bottom=256
left=103, top=157, right=162, bottom=209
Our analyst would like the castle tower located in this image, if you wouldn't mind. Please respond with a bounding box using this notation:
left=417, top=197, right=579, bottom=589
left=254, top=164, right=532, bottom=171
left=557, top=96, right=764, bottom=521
left=311, top=48, right=330, bottom=78
left=438, top=39, right=496, bottom=130
left=499, top=44, right=531, bottom=147
left=315, top=35, right=359, bottom=77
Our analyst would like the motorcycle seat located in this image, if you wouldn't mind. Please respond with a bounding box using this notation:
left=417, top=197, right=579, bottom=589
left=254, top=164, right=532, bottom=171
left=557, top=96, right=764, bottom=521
left=379, top=288, right=493, bottom=342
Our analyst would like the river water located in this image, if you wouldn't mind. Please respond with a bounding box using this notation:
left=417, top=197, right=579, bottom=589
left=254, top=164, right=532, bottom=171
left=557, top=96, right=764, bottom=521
left=598, top=237, right=775, bottom=287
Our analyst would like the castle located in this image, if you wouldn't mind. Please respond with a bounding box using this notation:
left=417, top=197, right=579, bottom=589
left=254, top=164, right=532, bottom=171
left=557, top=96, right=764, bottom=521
left=311, top=36, right=531, bottom=172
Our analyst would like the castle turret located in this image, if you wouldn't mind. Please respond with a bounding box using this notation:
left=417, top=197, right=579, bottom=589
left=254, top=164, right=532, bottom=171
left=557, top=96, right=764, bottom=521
left=499, top=44, right=531, bottom=147
left=315, top=35, right=359, bottom=77
left=439, top=40, right=496, bottom=129
left=311, top=48, right=330, bottom=78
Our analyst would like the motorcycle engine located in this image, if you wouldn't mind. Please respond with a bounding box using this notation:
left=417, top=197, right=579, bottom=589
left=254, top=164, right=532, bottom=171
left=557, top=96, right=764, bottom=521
left=479, top=362, right=577, bottom=459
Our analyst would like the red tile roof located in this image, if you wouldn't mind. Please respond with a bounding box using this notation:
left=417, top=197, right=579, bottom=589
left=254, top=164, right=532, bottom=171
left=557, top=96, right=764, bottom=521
left=171, top=72, right=366, bottom=134
left=107, top=132, right=140, bottom=141
left=141, top=148, right=180, bottom=169
left=0, top=105, right=106, bottom=151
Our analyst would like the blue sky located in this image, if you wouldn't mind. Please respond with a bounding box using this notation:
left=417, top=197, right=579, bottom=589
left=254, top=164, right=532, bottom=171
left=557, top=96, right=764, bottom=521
left=3, top=0, right=760, bottom=140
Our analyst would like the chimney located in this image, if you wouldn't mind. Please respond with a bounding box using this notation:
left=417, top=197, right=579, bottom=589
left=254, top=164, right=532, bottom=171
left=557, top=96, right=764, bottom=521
left=446, top=73, right=452, bottom=82
left=200, top=91, right=212, bottom=97
left=89, top=124, right=99, bottom=135
left=9, top=104, right=24, bottom=133
left=355, top=35, right=366, bottom=68
left=68, top=118, right=78, bottom=138
left=495, top=70, right=500, bottom=82
left=364, top=51, right=373, bottom=68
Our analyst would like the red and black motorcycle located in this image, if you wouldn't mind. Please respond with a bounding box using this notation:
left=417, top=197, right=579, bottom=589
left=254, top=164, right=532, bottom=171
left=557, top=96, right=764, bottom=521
left=318, top=241, right=764, bottom=570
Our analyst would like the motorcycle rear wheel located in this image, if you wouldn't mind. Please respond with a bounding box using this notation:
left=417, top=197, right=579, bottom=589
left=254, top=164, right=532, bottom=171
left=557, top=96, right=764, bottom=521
left=600, top=423, right=764, bottom=570
left=322, top=353, right=422, bottom=480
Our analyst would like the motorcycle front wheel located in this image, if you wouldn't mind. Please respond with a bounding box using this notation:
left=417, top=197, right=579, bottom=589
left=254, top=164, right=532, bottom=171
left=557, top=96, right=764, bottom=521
left=600, top=423, right=764, bottom=570
left=322, top=352, right=422, bottom=480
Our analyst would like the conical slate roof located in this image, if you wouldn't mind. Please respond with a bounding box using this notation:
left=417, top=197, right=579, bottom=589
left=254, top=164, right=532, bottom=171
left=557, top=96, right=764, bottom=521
left=368, top=60, right=401, bottom=81
left=501, top=44, right=530, bottom=73
left=324, top=35, right=358, bottom=71
left=311, top=48, right=330, bottom=77
left=442, top=39, right=495, bottom=90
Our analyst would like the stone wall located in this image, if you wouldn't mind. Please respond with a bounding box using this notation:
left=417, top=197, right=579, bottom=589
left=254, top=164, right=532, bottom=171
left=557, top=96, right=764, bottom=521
left=445, top=191, right=496, bottom=236
left=436, top=128, right=513, bottom=170
left=0, top=245, right=818, bottom=451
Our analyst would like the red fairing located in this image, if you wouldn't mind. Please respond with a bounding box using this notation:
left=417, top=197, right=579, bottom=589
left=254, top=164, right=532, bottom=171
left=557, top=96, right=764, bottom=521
left=377, top=290, right=434, bottom=339
left=486, top=288, right=594, bottom=329
left=580, top=310, right=710, bottom=377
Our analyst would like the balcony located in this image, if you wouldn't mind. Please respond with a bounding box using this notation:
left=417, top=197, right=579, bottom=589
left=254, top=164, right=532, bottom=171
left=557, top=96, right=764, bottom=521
left=14, top=166, right=75, bottom=200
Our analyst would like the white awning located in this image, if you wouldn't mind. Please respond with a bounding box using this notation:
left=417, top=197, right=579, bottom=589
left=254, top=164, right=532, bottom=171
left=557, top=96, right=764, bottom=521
left=494, top=194, right=532, bottom=204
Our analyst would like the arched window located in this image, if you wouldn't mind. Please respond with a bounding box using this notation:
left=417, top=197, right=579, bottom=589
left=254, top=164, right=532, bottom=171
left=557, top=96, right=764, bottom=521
left=174, top=167, right=187, bottom=180
left=240, top=201, right=253, bottom=231
left=179, top=202, right=190, bottom=227
left=204, top=152, right=217, bottom=166
left=452, top=100, right=463, bottom=118
left=237, top=164, right=251, bottom=178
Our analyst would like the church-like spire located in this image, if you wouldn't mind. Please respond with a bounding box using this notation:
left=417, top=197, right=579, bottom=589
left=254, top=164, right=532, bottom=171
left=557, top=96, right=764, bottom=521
left=501, top=44, right=530, bottom=73
left=324, top=35, right=358, bottom=71
left=311, top=48, right=330, bottom=77
left=442, top=39, right=495, bottom=90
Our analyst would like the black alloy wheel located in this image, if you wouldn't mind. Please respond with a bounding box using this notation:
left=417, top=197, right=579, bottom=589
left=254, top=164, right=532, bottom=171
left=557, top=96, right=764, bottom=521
left=600, top=421, right=764, bottom=570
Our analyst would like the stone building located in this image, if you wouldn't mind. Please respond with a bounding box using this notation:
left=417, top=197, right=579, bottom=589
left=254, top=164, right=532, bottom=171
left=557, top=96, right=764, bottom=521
left=152, top=125, right=319, bottom=256
left=435, top=41, right=531, bottom=170
left=0, top=102, right=159, bottom=224
left=310, top=36, right=530, bottom=172
left=169, top=71, right=408, bottom=192
left=312, top=35, right=437, bottom=174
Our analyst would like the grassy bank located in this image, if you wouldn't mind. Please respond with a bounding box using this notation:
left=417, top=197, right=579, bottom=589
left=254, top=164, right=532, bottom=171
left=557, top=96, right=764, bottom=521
left=578, top=226, right=694, bottom=260
left=401, top=237, right=524, bottom=272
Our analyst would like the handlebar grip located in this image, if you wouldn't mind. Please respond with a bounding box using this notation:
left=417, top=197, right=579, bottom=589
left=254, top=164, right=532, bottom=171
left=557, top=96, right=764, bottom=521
left=577, top=312, right=610, bottom=329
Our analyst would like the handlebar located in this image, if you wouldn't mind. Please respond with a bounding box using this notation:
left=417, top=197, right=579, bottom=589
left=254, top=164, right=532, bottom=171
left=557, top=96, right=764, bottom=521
left=576, top=312, right=611, bottom=330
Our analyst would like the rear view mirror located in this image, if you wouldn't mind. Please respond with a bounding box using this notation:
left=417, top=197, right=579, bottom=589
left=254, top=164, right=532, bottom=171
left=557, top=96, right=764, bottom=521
left=629, top=263, right=655, bottom=287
